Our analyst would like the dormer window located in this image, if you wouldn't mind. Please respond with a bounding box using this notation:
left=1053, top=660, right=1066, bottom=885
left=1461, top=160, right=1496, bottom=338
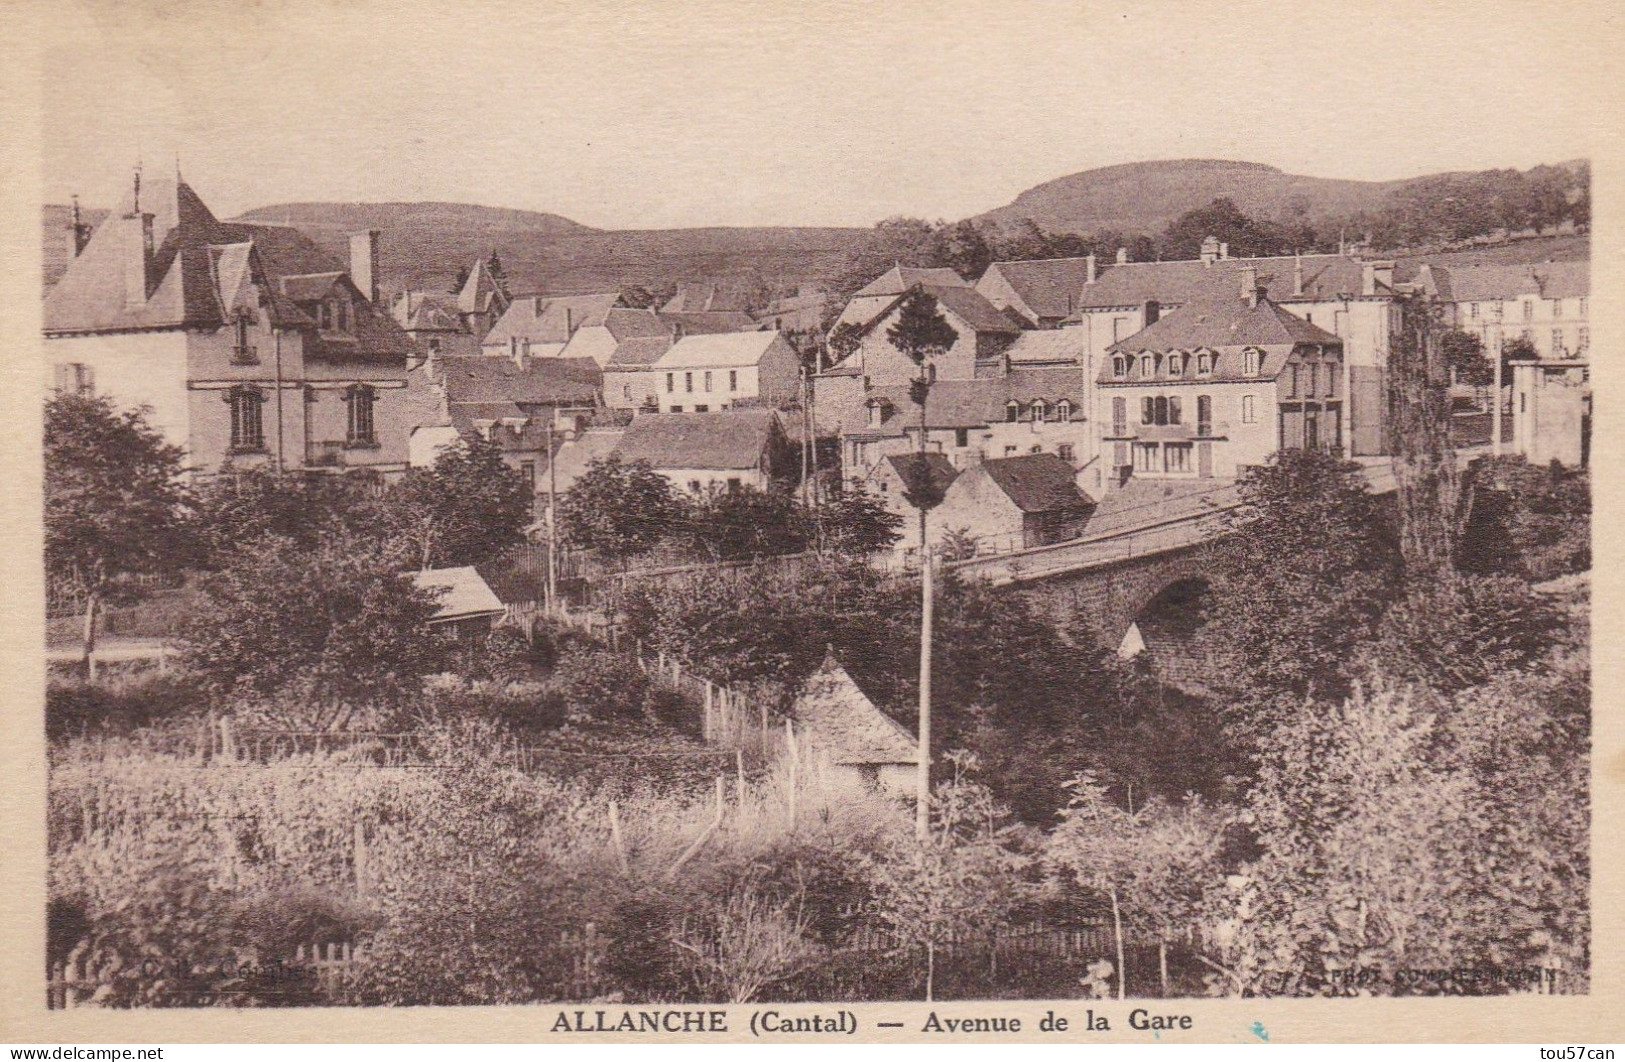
left=231, top=313, right=257, bottom=364
left=1168, top=353, right=1183, bottom=376
left=1112, top=356, right=1127, bottom=378
left=1031, top=399, right=1048, bottom=422
left=1057, top=399, right=1072, bottom=423
left=1242, top=349, right=1260, bottom=377
left=1140, top=354, right=1153, bottom=377
left=1196, top=351, right=1212, bottom=376
left=1006, top=400, right=1021, bottom=423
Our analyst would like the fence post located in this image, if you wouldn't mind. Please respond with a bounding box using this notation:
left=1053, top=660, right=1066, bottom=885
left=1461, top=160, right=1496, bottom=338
left=608, top=801, right=630, bottom=875
left=785, top=719, right=798, bottom=830
left=736, top=749, right=746, bottom=808
left=219, top=716, right=237, bottom=762
left=702, top=682, right=713, bottom=743
left=353, top=818, right=369, bottom=895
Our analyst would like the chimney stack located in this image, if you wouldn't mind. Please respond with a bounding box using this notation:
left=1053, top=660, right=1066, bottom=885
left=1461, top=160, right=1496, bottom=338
left=1116, top=247, right=1128, bottom=265
left=1292, top=253, right=1304, bottom=297
left=1085, top=253, right=1097, bottom=284
left=1219, top=242, right=1229, bottom=260
left=122, top=204, right=155, bottom=310
left=349, top=230, right=380, bottom=306
left=565, top=306, right=575, bottom=336
left=1240, top=265, right=1260, bottom=307
left=69, top=195, right=93, bottom=258
left=1200, top=235, right=1220, bottom=266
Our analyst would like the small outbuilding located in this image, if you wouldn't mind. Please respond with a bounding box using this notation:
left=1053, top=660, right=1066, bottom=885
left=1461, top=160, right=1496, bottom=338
left=412, top=566, right=507, bottom=643
left=790, top=651, right=918, bottom=798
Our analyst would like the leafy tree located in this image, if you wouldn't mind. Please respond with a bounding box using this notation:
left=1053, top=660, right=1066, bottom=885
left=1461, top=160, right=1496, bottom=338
left=386, top=437, right=531, bottom=570
left=448, top=264, right=470, bottom=295
left=485, top=250, right=510, bottom=297
left=886, top=290, right=958, bottom=370
left=182, top=535, right=448, bottom=729
left=816, top=489, right=903, bottom=555
left=1200, top=448, right=1402, bottom=740
left=670, top=876, right=823, bottom=1003
left=556, top=455, right=683, bottom=565
left=192, top=468, right=370, bottom=566
left=1441, top=329, right=1492, bottom=387
left=862, top=753, right=1027, bottom=1000
left=826, top=322, right=864, bottom=367
left=1388, top=296, right=1462, bottom=575
left=938, top=220, right=992, bottom=280
left=44, top=393, right=193, bottom=672
left=1457, top=455, right=1589, bottom=580
left=687, top=485, right=807, bottom=561
left=1159, top=197, right=1295, bottom=260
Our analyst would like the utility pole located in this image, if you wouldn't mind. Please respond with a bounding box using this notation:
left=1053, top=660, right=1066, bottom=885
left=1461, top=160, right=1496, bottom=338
left=914, top=361, right=933, bottom=841
left=545, top=420, right=559, bottom=614
left=1491, top=337, right=1504, bottom=458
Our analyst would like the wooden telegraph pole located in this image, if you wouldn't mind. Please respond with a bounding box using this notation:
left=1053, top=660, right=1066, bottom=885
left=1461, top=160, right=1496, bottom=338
left=914, top=361, right=934, bottom=841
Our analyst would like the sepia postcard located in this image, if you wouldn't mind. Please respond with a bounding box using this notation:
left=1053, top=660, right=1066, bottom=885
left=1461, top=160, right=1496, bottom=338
left=1, top=0, right=1622, bottom=1047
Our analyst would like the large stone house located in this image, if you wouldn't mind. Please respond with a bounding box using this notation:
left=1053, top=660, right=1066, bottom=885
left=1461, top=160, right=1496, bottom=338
left=390, top=257, right=505, bottom=360
left=648, top=332, right=801, bottom=414
left=932, top=452, right=1095, bottom=552
left=1099, top=284, right=1345, bottom=488
left=44, top=175, right=417, bottom=478
left=481, top=292, right=625, bottom=360
left=612, top=408, right=793, bottom=494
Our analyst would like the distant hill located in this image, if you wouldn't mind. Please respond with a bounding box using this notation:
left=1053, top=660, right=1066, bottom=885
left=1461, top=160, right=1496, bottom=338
left=234, top=202, right=868, bottom=298
left=977, top=159, right=1415, bottom=237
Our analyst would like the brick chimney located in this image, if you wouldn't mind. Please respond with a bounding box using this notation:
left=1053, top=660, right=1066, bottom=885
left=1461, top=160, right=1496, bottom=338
left=1360, top=259, right=1395, bottom=296
left=1116, top=247, right=1128, bottom=265
left=1200, top=235, right=1220, bottom=266
left=349, top=230, right=380, bottom=306
left=69, top=195, right=93, bottom=258
left=1292, top=253, right=1304, bottom=297
left=1240, top=265, right=1260, bottom=307
left=1219, top=242, right=1229, bottom=260
left=1085, top=253, right=1097, bottom=284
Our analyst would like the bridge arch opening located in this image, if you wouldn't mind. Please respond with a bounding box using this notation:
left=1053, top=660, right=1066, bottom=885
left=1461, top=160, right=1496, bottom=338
left=1120, top=577, right=1215, bottom=691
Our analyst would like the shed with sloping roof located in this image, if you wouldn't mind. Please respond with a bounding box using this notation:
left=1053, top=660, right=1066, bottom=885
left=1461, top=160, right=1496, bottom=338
left=791, top=651, right=918, bottom=797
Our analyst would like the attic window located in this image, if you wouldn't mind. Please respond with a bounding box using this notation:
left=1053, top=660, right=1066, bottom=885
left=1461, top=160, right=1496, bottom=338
left=1005, top=400, right=1021, bottom=423
left=1140, top=354, right=1153, bottom=377
left=1242, top=349, right=1260, bottom=377
left=1167, top=353, right=1183, bottom=376
left=1196, top=352, right=1212, bottom=375
left=1057, top=399, right=1072, bottom=423
left=1112, top=356, right=1127, bottom=378
left=1031, top=399, right=1048, bottom=422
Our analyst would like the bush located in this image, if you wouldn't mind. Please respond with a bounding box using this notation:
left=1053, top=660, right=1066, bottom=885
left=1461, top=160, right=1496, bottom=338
left=422, top=675, right=567, bottom=736
left=553, top=645, right=653, bottom=725
left=46, top=673, right=204, bottom=742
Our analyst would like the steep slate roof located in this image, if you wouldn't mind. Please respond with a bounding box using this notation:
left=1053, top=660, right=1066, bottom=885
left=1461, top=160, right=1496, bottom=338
left=613, top=408, right=780, bottom=470
left=977, top=453, right=1094, bottom=515
left=1438, top=260, right=1590, bottom=302
left=659, top=310, right=760, bottom=335
left=1074, top=254, right=1376, bottom=312
left=1003, top=329, right=1088, bottom=364
left=981, top=258, right=1096, bottom=319
left=412, top=566, right=506, bottom=623
left=792, top=653, right=917, bottom=766
left=842, top=366, right=1086, bottom=437
left=1110, top=293, right=1342, bottom=353
left=928, top=285, right=1026, bottom=334
left=883, top=452, right=960, bottom=502
left=435, top=354, right=602, bottom=405
left=484, top=292, right=622, bottom=347
left=853, top=264, right=970, bottom=298
left=655, top=330, right=786, bottom=369
left=456, top=258, right=507, bottom=316
left=603, top=307, right=674, bottom=340
left=393, top=291, right=464, bottom=332
left=660, top=282, right=751, bottom=314
left=607, top=335, right=676, bottom=368
left=43, top=178, right=412, bottom=364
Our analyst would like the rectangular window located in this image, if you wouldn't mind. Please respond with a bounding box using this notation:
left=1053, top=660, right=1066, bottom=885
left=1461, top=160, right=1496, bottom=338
left=1579, top=327, right=1589, bottom=351
left=694, top=404, right=709, bottom=412
left=1004, top=445, right=1018, bottom=456
left=670, top=405, right=683, bottom=413
left=1141, top=397, right=1154, bottom=425
left=229, top=388, right=265, bottom=451
left=1285, top=364, right=1299, bottom=398
left=666, top=372, right=675, bottom=393
left=955, top=428, right=969, bottom=448
left=345, top=385, right=376, bottom=445
left=1134, top=443, right=1158, bottom=472
left=1552, top=329, right=1564, bottom=354
left=1058, top=443, right=1075, bottom=463
left=1470, top=303, right=1479, bottom=319
left=1241, top=394, right=1256, bottom=424
left=685, top=372, right=693, bottom=393
left=520, top=460, right=536, bottom=485
left=1552, top=298, right=1563, bottom=318
left=1167, top=396, right=1181, bottom=425
left=1308, top=363, right=1319, bottom=397
left=1327, top=363, right=1338, bottom=397
left=1164, top=443, right=1191, bottom=474
left=704, top=371, right=713, bottom=393
left=54, top=363, right=95, bottom=396
left=1112, top=397, right=1127, bottom=436
left=1523, top=300, right=1534, bottom=321
left=1579, top=297, right=1587, bottom=317
left=1197, top=395, right=1212, bottom=437
left=729, top=370, right=738, bottom=391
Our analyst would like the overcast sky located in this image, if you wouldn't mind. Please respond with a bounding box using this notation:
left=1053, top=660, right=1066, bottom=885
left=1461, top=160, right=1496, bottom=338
left=41, top=0, right=1614, bottom=229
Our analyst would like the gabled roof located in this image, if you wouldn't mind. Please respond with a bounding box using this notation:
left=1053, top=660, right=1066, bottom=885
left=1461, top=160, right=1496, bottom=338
left=539, top=429, right=625, bottom=495
left=658, top=310, right=760, bottom=335
left=483, top=292, right=623, bottom=347
left=660, top=282, right=751, bottom=314
left=1003, top=329, right=1087, bottom=364
left=882, top=452, right=959, bottom=502
left=836, top=367, right=1086, bottom=437
left=456, top=258, right=508, bottom=316
left=792, top=653, right=917, bottom=766
left=1109, top=293, right=1342, bottom=354
left=1074, top=254, right=1375, bottom=311
left=654, top=330, right=787, bottom=369
left=607, top=335, right=676, bottom=368
left=43, top=177, right=413, bottom=364
left=1438, top=260, right=1589, bottom=302
left=853, top=264, right=971, bottom=298
left=975, top=452, right=1094, bottom=515
left=980, top=258, right=1096, bottom=320
left=435, top=354, right=601, bottom=406
left=613, top=409, right=781, bottom=471
left=927, top=284, right=1025, bottom=334
left=412, top=566, right=506, bottom=623
left=603, top=307, right=674, bottom=341
left=393, top=291, right=464, bottom=332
